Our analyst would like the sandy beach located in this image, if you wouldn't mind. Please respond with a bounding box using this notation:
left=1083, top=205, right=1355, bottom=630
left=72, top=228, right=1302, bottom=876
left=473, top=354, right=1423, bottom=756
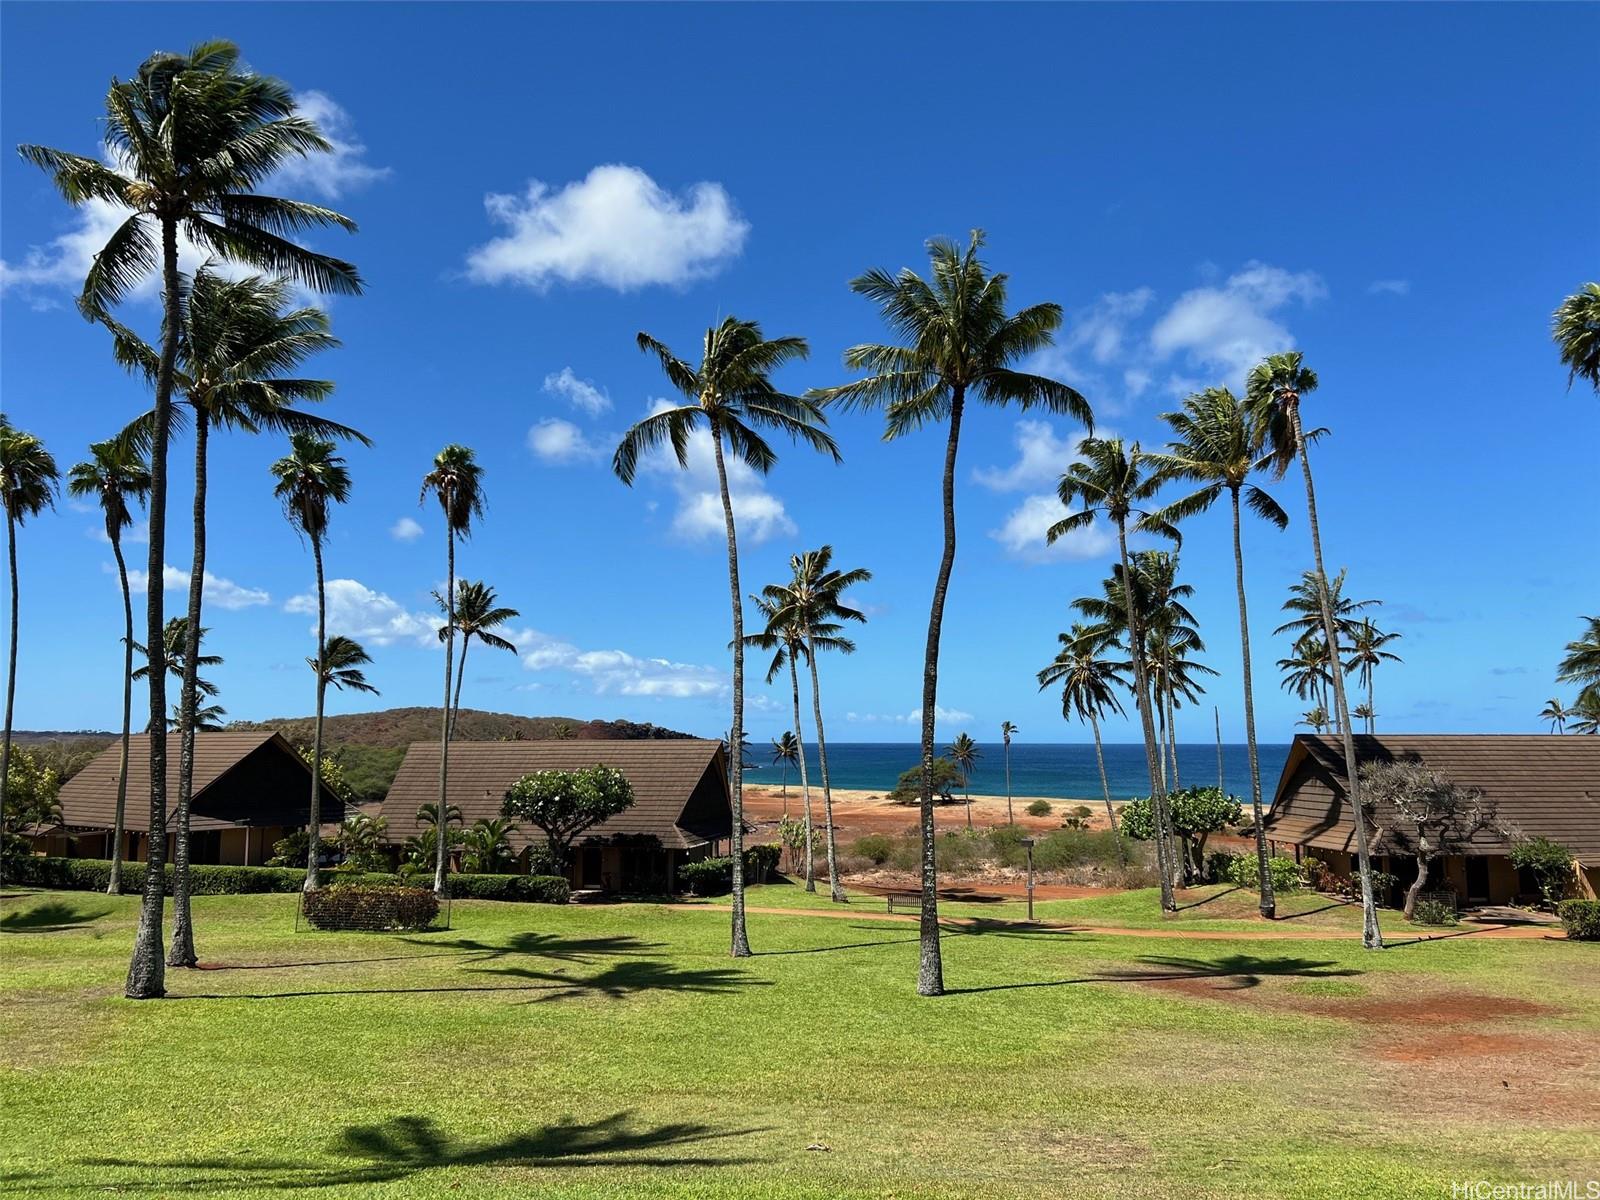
left=741, top=783, right=1122, bottom=841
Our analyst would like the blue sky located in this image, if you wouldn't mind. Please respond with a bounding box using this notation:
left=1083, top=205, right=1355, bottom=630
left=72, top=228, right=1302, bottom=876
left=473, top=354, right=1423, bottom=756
left=3, top=3, right=1596, bottom=745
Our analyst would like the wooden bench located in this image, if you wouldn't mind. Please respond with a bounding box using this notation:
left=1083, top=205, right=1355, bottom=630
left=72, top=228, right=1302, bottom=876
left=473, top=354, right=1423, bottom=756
left=885, top=892, right=921, bottom=914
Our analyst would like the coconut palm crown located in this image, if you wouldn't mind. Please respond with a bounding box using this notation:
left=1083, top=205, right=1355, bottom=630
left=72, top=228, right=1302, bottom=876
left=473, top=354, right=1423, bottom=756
left=1553, top=283, right=1600, bottom=394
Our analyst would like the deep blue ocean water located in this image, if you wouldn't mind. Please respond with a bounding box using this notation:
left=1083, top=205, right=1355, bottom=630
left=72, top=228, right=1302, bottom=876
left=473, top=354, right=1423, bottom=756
left=753, top=742, right=1292, bottom=802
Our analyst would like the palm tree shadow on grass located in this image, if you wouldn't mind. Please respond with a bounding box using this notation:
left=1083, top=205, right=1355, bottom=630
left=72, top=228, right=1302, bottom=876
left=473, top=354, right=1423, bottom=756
left=74, top=1111, right=765, bottom=1192
left=1173, top=886, right=1241, bottom=912
left=944, top=953, right=1360, bottom=995
left=0, top=900, right=112, bottom=932
left=405, top=930, right=663, bottom=966
left=471, top=958, right=768, bottom=1003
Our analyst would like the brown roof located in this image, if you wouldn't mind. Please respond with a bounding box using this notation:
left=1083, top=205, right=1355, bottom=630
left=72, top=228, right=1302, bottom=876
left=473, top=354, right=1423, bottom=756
left=1263, top=734, right=1600, bottom=864
left=379, top=740, right=733, bottom=852
left=54, top=731, right=344, bottom=833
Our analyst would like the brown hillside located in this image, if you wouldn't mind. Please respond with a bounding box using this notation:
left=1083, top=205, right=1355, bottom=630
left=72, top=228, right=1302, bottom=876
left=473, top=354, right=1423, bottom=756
left=228, top=707, right=694, bottom=749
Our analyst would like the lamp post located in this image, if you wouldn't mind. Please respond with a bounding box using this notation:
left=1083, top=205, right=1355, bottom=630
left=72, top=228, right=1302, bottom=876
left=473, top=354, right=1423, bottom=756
left=1020, top=837, right=1036, bottom=922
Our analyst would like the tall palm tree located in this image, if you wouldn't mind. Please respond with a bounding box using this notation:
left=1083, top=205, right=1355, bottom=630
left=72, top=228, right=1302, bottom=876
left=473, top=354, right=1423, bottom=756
left=947, top=733, right=981, bottom=830
left=112, top=269, right=357, bottom=966
left=1298, top=708, right=1329, bottom=730
left=1278, top=635, right=1334, bottom=732
left=420, top=446, right=485, bottom=896
left=1038, top=623, right=1129, bottom=855
left=1052, top=440, right=1179, bottom=910
left=67, top=441, right=151, bottom=895
left=770, top=732, right=800, bottom=813
left=1540, top=697, right=1570, bottom=734
left=272, top=433, right=359, bottom=890
left=1344, top=617, right=1402, bottom=734
left=133, top=618, right=222, bottom=702
left=1146, top=385, right=1287, bottom=917
left=434, top=581, right=520, bottom=738
left=1553, top=283, right=1600, bottom=394
left=22, top=40, right=361, bottom=1001
left=302, top=636, right=376, bottom=877
left=1248, top=351, right=1382, bottom=950
left=814, top=231, right=1090, bottom=994
left=1569, top=694, right=1600, bottom=735
left=1351, top=702, right=1376, bottom=732
left=615, top=318, right=837, bottom=957
left=0, top=419, right=58, bottom=885
left=1557, top=616, right=1600, bottom=713
left=1000, top=721, right=1018, bottom=825
left=1133, top=550, right=1211, bottom=802
left=1275, top=568, right=1377, bottom=718
left=748, top=599, right=824, bottom=893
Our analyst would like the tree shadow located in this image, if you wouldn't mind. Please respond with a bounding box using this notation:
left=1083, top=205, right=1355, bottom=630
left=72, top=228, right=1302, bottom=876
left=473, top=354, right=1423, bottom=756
left=755, top=935, right=920, bottom=957
left=72, top=1111, right=764, bottom=1192
left=198, top=950, right=476, bottom=972
left=471, top=958, right=768, bottom=1003
left=0, top=900, right=111, bottom=932
left=1276, top=899, right=1356, bottom=921
left=945, top=953, right=1360, bottom=995
left=1173, top=886, right=1240, bottom=911
left=401, top=930, right=661, bottom=965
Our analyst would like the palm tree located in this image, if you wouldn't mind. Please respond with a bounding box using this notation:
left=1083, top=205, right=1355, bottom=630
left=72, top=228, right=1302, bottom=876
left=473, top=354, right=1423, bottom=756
left=1000, top=721, right=1018, bottom=825
left=814, top=231, right=1090, bottom=994
left=1557, top=616, right=1600, bottom=714
left=1052, top=440, right=1179, bottom=910
left=420, top=446, right=485, bottom=896
left=1248, top=351, right=1381, bottom=950
left=615, top=318, right=837, bottom=957
left=302, top=637, right=377, bottom=885
left=1275, top=569, right=1377, bottom=729
left=434, top=581, right=520, bottom=738
left=770, top=732, right=800, bottom=814
left=1298, top=707, right=1329, bottom=730
left=22, top=41, right=361, bottom=1001
left=1553, top=283, right=1600, bottom=394
left=67, top=441, right=151, bottom=895
left=460, top=816, right=518, bottom=874
left=133, top=618, right=222, bottom=705
left=1540, top=698, right=1570, bottom=734
left=947, top=733, right=981, bottom=830
left=1278, top=635, right=1334, bottom=732
left=1134, top=550, right=1212, bottom=801
left=1569, top=694, right=1600, bottom=735
left=0, top=419, right=58, bottom=885
left=113, top=276, right=358, bottom=967
left=1351, top=702, right=1376, bottom=732
left=748, top=600, right=822, bottom=893
left=271, top=433, right=355, bottom=890
left=1038, top=623, right=1128, bottom=856
left=1146, top=386, right=1287, bottom=917
left=1344, top=618, right=1402, bottom=734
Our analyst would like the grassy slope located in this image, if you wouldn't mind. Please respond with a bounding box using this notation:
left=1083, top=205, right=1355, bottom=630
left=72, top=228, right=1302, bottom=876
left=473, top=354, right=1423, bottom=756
left=1, top=890, right=1595, bottom=1199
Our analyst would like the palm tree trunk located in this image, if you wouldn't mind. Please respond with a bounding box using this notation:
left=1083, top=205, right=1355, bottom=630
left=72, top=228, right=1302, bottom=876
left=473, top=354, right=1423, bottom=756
left=305, top=534, right=327, bottom=892
left=806, top=639, right=844, bottom=903
left=108, top=533, right=134, bottom=895
left=0, top=512, right=17, bottom=887
left=1116, top=519, right=1175, bottom=911
left=1004, top=740, right=1013, bottom=826
left=710, top=428, right=751, bottom=957
left=1166, top=677, right=1180, bottom=789
left=435, top=518, right=455, bottom=895
left=1368, top=676, right=1376, bottom=734
left=1231, top=486, right=1276, bottom=919
left=916, top=390, right=966, bottom=997
left=788, top=653, right=815, bottom=892
left=1290, top=402, right=1381, bottom=950
left=127, top=217, right=179, bottom=1000
left=450, top=635, right=469, bottom=740
left=167, top=410, right=208, bottom=969
left=1089, top=711, right=1124, bottom=861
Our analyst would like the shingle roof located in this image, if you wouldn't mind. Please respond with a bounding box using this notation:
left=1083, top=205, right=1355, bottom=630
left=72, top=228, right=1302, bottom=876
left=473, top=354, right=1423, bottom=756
left=379, top=740, right=731, bottom=852
left=53, top=731, right=343, bottom=832
left=1263, top=734, right=1600, bottom=864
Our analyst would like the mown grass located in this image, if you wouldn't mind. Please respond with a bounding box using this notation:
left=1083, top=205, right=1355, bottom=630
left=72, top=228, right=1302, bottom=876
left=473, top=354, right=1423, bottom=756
left=1, top=888, right=1595, bottom=1198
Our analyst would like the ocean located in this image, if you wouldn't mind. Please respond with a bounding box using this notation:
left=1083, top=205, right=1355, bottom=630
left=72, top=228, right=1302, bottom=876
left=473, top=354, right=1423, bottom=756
left=752, top=741, right=1292, bottom=802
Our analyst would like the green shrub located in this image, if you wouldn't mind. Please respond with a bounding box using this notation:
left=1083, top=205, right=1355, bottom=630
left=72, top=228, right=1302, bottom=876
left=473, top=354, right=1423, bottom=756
left=1031, top=828, right=1124, bottom=871
left=1025, top=799, right=1052, bottom=817
left=444, top=873, right=569, bottom=904
left=1225, top=853, right=1305, bottom=895
left=678, top=856, right=733, bottom=896
left=302, top=884, right=439, bottom=931
left=853, top=834, right=893, bottom=865
left=1557, top=899, right=1600, bottom=941
left=7, top=857, right=308, bottom=894
left=745, top=843, right=781, bottom=884
left=1409, top=898, right=1459, bottom=927
left=934, top=829, right=987, bottom=872
left=1510, top=837, right=1576, bottom=909
left=265, top=830, right=338, bottom=869
left=986, top=824, right=1027, bottom=868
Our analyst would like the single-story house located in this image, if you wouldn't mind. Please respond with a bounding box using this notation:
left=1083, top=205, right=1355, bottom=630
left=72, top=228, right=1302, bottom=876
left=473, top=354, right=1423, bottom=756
left=1262, top=733, right=1600, bottom=905
left=379, top=739, right=734, bottom=893
left=34, top=731, right=343, bottom=865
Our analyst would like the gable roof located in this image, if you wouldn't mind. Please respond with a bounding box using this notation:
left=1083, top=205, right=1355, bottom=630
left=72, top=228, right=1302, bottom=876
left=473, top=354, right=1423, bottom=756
left=1263, top=734, right=1600, bottom=864
left=53, top=731, right=343, bottom=832
left=379, top=739, right=732, bottom=852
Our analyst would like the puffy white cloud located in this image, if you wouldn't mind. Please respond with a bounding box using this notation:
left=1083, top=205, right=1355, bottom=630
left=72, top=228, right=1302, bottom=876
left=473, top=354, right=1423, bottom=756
left=389, top=517, right=424, bottom=542
left=126, top=564, right=271, bottom=610
left=973, top=419, right=1091, bottom=492
left=464, top=164, right=748, bottom=291
left=284, top=579, right=441, bottom=646
left=528, top=418, right=605, bottom=465
left=269, top=90, right=390, bottom=199
left=976, top=420, right=1112, bottom=562
left=518, top=629, right=724, bottom=698
left=845, top=704, right=975, bottom=725
left=1149, top=262, right=1326, bottom=383
left=636, top=400, right=796, bottom=545
left=1066, top=287, right=1154, bottom=364
left=1367, top=278, right=1410, bottom=296
left=989, top=494, right=1113, bottom=563
left=542, top=366, right=610, bottom=416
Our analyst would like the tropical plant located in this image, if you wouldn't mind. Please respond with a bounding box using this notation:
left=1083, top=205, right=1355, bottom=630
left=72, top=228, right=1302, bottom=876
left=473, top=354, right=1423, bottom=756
left=1278, top=635, right=1334, bottom=732
left=271, top=433, right=361, bottom=893
left=1038, top=622, right=1128, bottom=858
left=435, top=581, right=520, bottom=738
left=132, top=618, right=221, bottom=705
left=813, top=230, right=1091, bottom=995
left=1351, top=702, right=1376, bottom=730
left=337, top=813, right=390, bottom=874
left=22, top=40, right=362, bottom=1000
left=746, top=602, right=820, bottom=892
left=1359, top=759, right=1499, bottom=920
left=1552, top=283, right=1600, bottom=393
left=459, top=816, right=519, bottom=875
left=1298, top=706, right=1330, bottom=731
left=1509, top=836, right=1576, bottom=909
left=615, top=317, right=836, bottom=955
left=1248, top=351, right=1382, bottom=949
left=420, top=445, right=485, bottom=895
left=501, top=765, right=636, bottom=870
left=1344, top=618, right=1402, bottom=734
left=1146, top=385, right=1287, bottom=917
left=1121, top=786, right=1243, bottom=883
left=887, top=757, right=966, bottom=806
left=770, top=732, right=800, bottom=811
left=1569, top=693, right=1600, bottom=735
left=0, top=420, right=57, bottom=887
left=1557, top=616, right=1600, bottom=714
left=1539, top=698, right=1569, bottom=734
left=947, top=733, right=981, bottom=830
left=67, top=440, right=151, bottom=894
left=999, top=721, right=1018, bottom=825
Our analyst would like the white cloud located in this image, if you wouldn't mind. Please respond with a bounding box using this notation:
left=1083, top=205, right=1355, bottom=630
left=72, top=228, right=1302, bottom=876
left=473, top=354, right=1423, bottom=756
left=126, top=564, right=271, bottom=610
left=845, top=704, right=975, bottom=726
left=1367, top=278, right=1411, bottom=296
left=389, top=517, right=424, bottom=543
left=1066, top=288, right=1154, bottom=364
left=990, top=494, right=1114, bottom=563
left=973, top=419, right=1090, bottom=492
left=1123, top=367, right=1152, bottom=398
left=269, top=91, right=390, bottom=199
left=542, top=367, right=611, bottom=416
left=464, top=164, right=748, bottom=291
left=519, top=629, right=725, bottom=698
left=1149, top=261, right=1326, bottom=384
left=977, top=420, right=1113, bottom=563
left=285, top=579, right=441, bottom=646
left=88, top=517, right=149, bottom=546
left=528, top=418, right=605, bottom=465
left=637, top=400, right=796, bottom=545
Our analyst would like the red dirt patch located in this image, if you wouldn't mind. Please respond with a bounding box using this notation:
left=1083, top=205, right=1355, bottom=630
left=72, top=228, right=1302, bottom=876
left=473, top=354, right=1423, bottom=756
left=1300, top=993, right=1555, bottom=1025
left=1377, top=1032, right=1544, bottom=1062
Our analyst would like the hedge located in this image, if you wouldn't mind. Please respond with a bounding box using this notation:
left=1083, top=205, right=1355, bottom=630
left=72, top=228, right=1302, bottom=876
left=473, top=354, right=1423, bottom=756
left=1557, top=899, right=1600, bottom=941
left=444, top=873, right=569, bottom=904
left=302, top=884, right=439, bottom=932
left=678, top=845, right=783, bottom=896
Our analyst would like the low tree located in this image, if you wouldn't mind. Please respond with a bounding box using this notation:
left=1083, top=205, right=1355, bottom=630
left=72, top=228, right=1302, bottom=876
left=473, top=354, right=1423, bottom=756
left=887, top=757, right=965, bottom=806
left=1358, top=758, right=1500, bottom=920
left=501, top=765, right=636, bottom=870
left=1121, top=786, right=1242, bottom=883
left=1508, top=836, right=1576, bottom=909
left=1, top=747, right=63, bottom=869
left=460, top=816, right=519, bottom=874
left=338, top=812, right=390, bottom=873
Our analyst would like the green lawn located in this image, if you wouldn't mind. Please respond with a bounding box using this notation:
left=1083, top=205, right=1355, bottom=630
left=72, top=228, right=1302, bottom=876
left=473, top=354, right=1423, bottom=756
left=2, top=888, right=1596, bottom=1198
